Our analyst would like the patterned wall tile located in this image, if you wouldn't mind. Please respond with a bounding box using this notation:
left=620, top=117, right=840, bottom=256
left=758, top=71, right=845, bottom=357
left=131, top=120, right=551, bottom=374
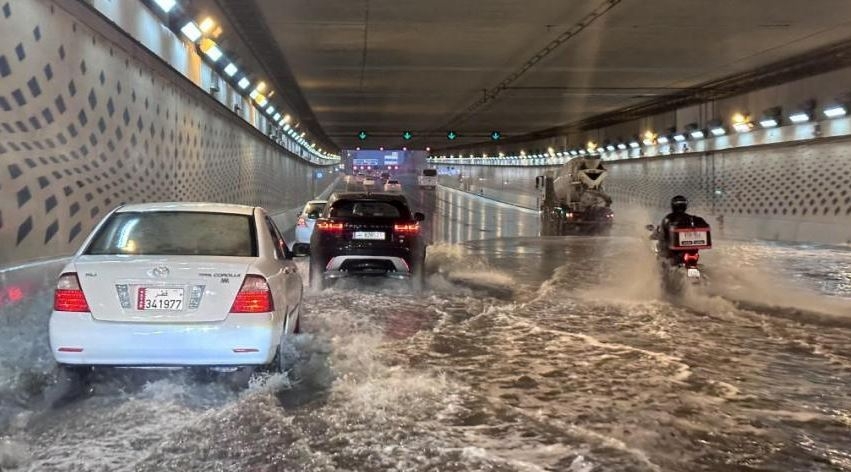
left=0, top=0, right=335, bottom=267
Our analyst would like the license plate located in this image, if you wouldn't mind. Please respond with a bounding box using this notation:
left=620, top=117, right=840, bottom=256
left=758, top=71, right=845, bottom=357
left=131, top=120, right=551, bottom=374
left=678, top=231, right=707, bottom=246
left=354, top=231, right=385, bottom=240
left=137, top=287, right=184, bottom=310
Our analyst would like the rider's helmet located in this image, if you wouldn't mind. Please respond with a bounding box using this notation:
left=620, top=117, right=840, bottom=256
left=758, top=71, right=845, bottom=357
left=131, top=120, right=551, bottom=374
left=671, top=195, right=688, bottom=213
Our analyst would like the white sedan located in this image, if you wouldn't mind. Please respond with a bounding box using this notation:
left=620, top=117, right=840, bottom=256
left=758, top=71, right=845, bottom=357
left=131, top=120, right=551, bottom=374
left=49, top=202, right=303, bottom=375
left=293, top=200, right=327, bottom=255
left=383, top=179, right=402, bottom=192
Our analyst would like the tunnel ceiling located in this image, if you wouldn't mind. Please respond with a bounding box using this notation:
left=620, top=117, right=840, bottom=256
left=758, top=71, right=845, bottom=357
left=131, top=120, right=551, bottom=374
left=217, top=0, right=851, bottom=150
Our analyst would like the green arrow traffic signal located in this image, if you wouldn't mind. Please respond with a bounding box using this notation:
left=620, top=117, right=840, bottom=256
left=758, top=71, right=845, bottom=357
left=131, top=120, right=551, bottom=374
left=447, top=131, right=457, bottom=140
left=402, top=131, right=413, bottom=140
left=490, top=131, right=502, bottom=141
left=357, top=131, right=368, bottom=140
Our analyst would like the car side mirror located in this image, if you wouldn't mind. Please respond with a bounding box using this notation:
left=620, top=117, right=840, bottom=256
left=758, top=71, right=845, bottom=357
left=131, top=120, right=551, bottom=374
left=293, top=245, right=310, bottom=257
left=281, top=241, right=294, bottom=260
left=414, top=212, right=425, bottom=222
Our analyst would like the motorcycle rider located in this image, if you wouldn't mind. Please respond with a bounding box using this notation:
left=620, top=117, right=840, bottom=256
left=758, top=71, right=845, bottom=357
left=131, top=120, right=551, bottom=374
left=653, top=195, right=707, bottom=263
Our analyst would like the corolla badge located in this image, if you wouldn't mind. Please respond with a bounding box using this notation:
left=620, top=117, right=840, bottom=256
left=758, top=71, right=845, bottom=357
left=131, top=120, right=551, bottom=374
left=149, top=266, right=170, bottom=278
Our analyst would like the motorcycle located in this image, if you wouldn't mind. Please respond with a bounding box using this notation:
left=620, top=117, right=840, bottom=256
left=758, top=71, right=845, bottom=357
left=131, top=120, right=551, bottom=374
left=645, top=224, right=709, bottom=292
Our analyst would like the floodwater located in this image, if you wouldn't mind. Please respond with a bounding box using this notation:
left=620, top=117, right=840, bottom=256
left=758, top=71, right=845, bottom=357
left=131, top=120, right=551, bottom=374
left=1, top=180, right=850, bottom=471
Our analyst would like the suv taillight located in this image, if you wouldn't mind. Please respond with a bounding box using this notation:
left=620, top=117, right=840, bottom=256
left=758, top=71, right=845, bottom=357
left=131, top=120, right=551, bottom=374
left=54, top=273, right=90, bottom=312
left=230, top=275, right=273, bottom=313
left=317, top=221, right=344, bottom=232
left=394, top=223, right=419, bottom=234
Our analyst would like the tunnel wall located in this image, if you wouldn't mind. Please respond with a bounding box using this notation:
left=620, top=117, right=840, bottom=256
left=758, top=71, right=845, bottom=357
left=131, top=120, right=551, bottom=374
left=0, top=0, right=337, bottom=268
left=437, top=137, right=851, bottom=245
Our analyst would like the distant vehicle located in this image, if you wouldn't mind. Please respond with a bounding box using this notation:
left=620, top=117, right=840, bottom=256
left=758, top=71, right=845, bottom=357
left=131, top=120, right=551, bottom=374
left=363, top=176, right=376, bottom=187
left=293, top=200, right=328, bottom=255
left=418, top=169, right=438, bottom=189
left=383, top=179, right=402, bottom=192
left=354, top=173, right=365, bottom=183
left=49, top=202, right=303, bottom=379
left=309, top=192, right=426, bottom=291
left=380, top=172, right=391, bottom=181
left=538, top=157, right=613, bottom=235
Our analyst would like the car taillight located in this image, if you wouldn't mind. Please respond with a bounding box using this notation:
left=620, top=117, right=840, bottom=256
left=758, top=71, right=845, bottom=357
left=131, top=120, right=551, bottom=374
left=230, top=275, right=273, bottom=313
left=297, top=216, right=307, bottom=227
left=54, top=273, right=90, bottom=312
left=317, top=221, right=344, bottom=232
left=394, top=223, right=419, bottom=234
left=683, top=252, right=700, bottom=266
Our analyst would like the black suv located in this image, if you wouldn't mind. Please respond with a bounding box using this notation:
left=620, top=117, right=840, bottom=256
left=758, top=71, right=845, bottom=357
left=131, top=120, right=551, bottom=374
left=309, top=192, right=426, bottom=291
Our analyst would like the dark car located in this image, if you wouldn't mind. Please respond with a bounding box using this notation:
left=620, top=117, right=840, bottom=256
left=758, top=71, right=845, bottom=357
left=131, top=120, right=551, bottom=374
left=309, top=192, right=426, bottom=291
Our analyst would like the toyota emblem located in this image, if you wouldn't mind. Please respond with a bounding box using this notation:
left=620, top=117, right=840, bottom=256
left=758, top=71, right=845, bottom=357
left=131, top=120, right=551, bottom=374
left=150, top=266, right=170, bottom=278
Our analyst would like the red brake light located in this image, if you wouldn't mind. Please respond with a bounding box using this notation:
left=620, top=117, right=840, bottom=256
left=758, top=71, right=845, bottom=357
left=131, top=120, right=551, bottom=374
left=683, top=252, right=700, bottom=265
left=317, top=221, right=344, bottom=232
left=297, top=216, right=307, bottom=227
left=230, top=275, right=273, bottom=313
left=54, top=273, right=90, bottom=312
left=394, top=223, right=419, bottom=234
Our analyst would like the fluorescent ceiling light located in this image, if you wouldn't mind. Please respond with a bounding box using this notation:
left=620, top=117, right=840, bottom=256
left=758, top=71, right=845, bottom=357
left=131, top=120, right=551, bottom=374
left=153, top=0, right=177, bottom=13
left=759, top=118, right=778, bottom=128
left=605, top=145, right=615, bottom=152
left=237, top=77, right=250, bottom=90
left=180, top=22, right=202, bottom=42
left=249, top=90, right=259, bottom=99
left=710, top=127, right=726, bottom=136
left=733, top=122, right=752, bottom=133
left=266, top=105, right=275, bottom=114
left=203, top=44, right=222, bottom=62
left=657, top=136, right=669, bottom=144
left=824, top=105, right=847, bottom=118
left=617, top=143, right=627, bottom=150
left=673, top=134, right=686, bottom=142
left=223, top=63, right=238, bottom=77
left=273, top=113, right=281, bottom=120
left=629, top=141, right=640, bottom=149
left=788, top=112, right=810, bottom=123
left=690, top=130, right=705, bottom=139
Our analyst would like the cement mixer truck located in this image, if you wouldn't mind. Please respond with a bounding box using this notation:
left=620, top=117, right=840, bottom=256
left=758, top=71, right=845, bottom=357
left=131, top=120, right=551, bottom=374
left=537, top=156, right=614, bottom=235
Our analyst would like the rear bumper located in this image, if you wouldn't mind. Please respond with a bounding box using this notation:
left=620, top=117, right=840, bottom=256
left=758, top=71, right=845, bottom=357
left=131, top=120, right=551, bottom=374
left=49, top=312, right=281, bottom=366
left=324, top=255, right=411, bottom=279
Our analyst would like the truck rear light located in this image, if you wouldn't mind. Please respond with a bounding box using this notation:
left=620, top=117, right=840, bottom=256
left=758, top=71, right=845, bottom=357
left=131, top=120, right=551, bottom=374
left=394, top=223, right=419, bottom=234
left=297, top=216, right=307, bottom=227
left=317, top=221, right=344, bottom=232
left=230, top=275, right=273, bottom=313
left=54, top=273, right=90, bottom=312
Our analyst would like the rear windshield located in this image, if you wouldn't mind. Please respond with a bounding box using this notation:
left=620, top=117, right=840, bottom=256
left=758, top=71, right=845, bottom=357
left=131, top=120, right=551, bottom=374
left=303, top=202, right=326, bottom=218
left=387, top=180, right=399, bottom=184
left=329, top=200, right=410, bottom=219
left=422, top=169, right=437, bottom=176
left=85, top=211, right=257, bottom=257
